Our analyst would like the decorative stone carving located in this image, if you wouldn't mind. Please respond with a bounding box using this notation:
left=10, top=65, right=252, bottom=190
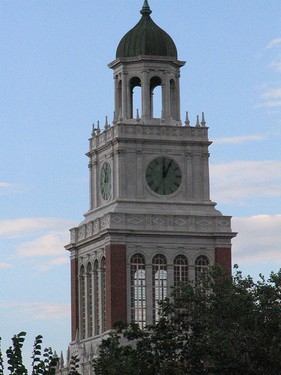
left=101, top=215, right=110, bottom=228
left=111, top=215, right=124, bottom=224
left=70, top=229, right=76, bottom=243
left=127, top=217, right=143, bottom=225
left=78, top=225, right=86, bottom=240
left=152, top=216, right=166, bottom=225
left=86, top=222, right=92, bottom=237
left=174, top=218, right=186, bottom=226
left=218, top=219, right=230, bottom=228
left=93, top=220, right=99, bottom=233
left=196, top=219, right=211, bottom=227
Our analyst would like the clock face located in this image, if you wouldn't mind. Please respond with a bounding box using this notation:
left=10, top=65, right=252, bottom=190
left=100, top=162, right=111, bottom=200
left=146, top=157, right=182, bottom=195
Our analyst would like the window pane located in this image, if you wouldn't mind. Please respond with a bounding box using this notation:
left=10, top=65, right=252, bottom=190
left=195, top=255, right=209, bottom=285
left=174, top=255, right=188, bottom=287
left=131, top=254, right=146, bottom=328
left=152, top=254, right=167, bottom=323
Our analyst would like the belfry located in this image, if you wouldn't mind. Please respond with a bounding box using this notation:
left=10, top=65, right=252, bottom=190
left=62, top=1, right=236, bottom=372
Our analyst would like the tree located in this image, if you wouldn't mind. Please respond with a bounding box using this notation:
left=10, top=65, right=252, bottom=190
left=93, top=266, right=281, bottom=375
left=0, top=332, right=60, bottom=375
left=0, top=333, right=83, bottom=375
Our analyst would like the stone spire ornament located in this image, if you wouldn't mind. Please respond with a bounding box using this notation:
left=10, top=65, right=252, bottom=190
left=196, top=115, right=200, bottom=127
left=141, top=0, right=152, bottom=14
left=105, top=116, right=109, bottom=130
left=201, top=112, right=206, bottom=127
left=91, top=123, right=96, bottom=136
left=185, top=111, right=190, bottom=126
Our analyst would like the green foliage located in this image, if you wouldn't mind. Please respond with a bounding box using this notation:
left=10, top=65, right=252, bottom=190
left=0, top=338, right=5, bottom=375
left=69, top=355, right=80, bottom=375
left=93, top=266, right=281, bottom=375
left=31, top=335, right=58, bottom=375
left=6, top=332, right=28, bottom=375
left=0, top=333, right=73, bottom=375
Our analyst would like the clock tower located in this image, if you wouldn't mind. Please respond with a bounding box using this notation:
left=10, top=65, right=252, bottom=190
left=64, top=0, right=236, bottom=371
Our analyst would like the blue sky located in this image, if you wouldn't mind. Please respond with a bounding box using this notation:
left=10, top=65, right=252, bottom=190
left=1, top=0, right=281, bottom=364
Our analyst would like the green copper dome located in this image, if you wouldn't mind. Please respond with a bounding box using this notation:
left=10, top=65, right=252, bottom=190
left=116, top=1, right=178, bottom=59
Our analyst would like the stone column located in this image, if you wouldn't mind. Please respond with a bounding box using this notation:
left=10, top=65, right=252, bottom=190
left=121, top=72, right=127, bottom=119
left=163, top=72, right=171, bottom=120
left=88, top=160, right=93, bottom=210
left=145, top=264, right=153, bottom=325
left=202, top=151, right=210, bottom=200
left=114, top=75, right=119, bottom=117
left=92, top=158, right=98, bottom=209
left=142, top=70, right=150, bottom=121
left=185, top=151, right=193, bottom=200
left=167, top=264, right=173, bottom=297
left=175, top=73, right=181, bottom=121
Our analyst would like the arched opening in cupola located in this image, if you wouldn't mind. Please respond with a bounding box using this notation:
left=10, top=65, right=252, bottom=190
left=150, top=76, right=162, bottom=118
left=130, top=77, right=142, bottom=119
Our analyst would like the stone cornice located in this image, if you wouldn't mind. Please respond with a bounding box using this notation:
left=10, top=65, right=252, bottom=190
left=68, top=212, right=236, bottom=247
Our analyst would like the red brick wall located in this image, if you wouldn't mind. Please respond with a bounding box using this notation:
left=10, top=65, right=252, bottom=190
left=215, top=247, right=232, bottom=273
left=105, top=244, right=127, bottom=330
left=70, top=257, right=79, bottom=341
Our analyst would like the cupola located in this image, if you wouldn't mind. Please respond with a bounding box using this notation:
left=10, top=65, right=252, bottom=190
left=116, top=0, right=178, bottom=59
left=109, top=0, right=185, bottom=125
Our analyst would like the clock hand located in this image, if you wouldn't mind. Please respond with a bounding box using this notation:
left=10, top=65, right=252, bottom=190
left=162, top=163, right=165, bottom=178
left=163, top=159, right=173, bottom=178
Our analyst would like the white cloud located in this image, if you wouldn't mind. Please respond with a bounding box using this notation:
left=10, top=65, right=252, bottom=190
left=36, top=256, right=69, bottom=272
left=262, top=87, right=281, bottom=99
left=0, top=217, right=75, bottom=271
left=232, top=215, right=281, bottom=266
left=0, top=182, right=13, bottom=188
left=213, top=135, right=264, bottom=144
left=0, top=301, right=70, bottom=320
left=0, top=182, right=18, bottom=195
left=257, top=100, right=281, bottom=108
left=0, top=218, right=74, bottom=238
left=266, top=38, right=281, bottom=49
left=0, top=262, right=13, bottom=269
left=17, top=231, right=69, bottom=258
left=210, top=160, right=281, bottom=203
left=269, top=58, right=281, bottom=72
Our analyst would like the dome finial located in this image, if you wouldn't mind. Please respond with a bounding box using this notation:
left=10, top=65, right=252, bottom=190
left=141, top=0, right=152, bottom=15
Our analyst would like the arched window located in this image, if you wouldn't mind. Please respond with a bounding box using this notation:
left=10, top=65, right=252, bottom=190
left=174, top=255, right=188, bottom=287
left=130, top=254, right=146, bottom=328
left=130, top=77, right=141, bottom=119
left=86, top=262, right=93, bottom=338
left=195, top=255, right=210, bottom=285
left=93, top=260, right=100, bottom=335
left=101, top=257, right=106, bottom=333
left=152, top=254, right=167, bottom=323
left=80, top=265, right=86, bottom=339
left=150, top=76, right=162, bottom=118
